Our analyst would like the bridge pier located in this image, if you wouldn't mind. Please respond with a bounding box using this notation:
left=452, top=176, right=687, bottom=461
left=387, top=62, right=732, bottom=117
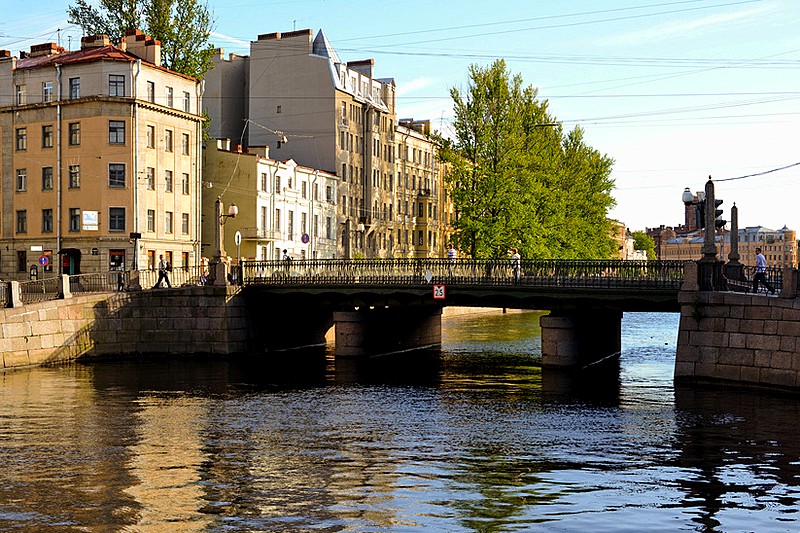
left=540, top=309, right=622, bottom=368
left=334, top=307, right=442, bottom=358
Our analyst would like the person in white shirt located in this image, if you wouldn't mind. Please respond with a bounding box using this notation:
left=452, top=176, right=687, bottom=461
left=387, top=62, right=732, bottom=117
left=752, top=247, right=774, bottom=294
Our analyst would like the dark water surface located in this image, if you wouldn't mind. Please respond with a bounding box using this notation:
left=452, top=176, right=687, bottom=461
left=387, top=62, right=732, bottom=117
left=1, top=311, right=799, bottom=532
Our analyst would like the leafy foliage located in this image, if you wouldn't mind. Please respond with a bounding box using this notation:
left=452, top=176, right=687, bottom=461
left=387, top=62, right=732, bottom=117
left=67, top=0, right=215, bottom=79
left=437, top=60, right=617, bottom=259
left=631, top=230, right=657, bottom=260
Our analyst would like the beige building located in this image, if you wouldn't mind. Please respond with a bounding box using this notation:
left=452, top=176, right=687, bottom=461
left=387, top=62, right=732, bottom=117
left=204, top=29, right=450, bottom=259
left=662, top=226, right=797, bottom=268
left=0, top=31, right=203, bottom=280
left=202, top=140, right=339, bottom=262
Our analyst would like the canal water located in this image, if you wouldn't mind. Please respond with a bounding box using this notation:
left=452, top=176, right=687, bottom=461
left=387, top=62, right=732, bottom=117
left=1, top=311, right=799, bottom=532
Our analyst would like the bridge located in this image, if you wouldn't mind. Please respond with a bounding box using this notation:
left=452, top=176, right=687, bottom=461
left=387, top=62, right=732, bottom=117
left=3, top=258, right=797, bottom=391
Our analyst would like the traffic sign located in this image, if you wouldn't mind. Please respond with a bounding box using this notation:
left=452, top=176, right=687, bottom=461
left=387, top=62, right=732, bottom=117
left=234, top=231, right=242, bottom=246
left=38, top=255, right=49, bottom=266
left=301, top=233, right=310, bottom=244
left=433, top=284, right=446, bottom=300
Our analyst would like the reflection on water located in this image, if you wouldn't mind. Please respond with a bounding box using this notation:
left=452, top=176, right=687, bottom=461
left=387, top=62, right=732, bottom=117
left=0, top=311, right=799, bottom=531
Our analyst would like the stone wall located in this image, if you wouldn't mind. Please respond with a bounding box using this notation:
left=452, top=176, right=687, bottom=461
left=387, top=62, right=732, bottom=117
left=1, top=286, right=249, bottom=370
left=676, top=265, right=800, bottom=389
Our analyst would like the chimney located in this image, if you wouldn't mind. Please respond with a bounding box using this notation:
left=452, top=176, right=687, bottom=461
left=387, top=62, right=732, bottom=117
left=81, top=35, right=111, bottom=49
left=122, top=30, right=161, bottom=67
left=28, top=43, right=65, bottom=58
left=347, top=59, right=374, bottom=78
left=217, top=138, right=231, bottom=151
left=0, top=50, right=11, bottom=60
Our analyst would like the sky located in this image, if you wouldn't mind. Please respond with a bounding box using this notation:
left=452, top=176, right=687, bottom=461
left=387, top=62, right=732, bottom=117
left=3, top=0, right=799, bottom=234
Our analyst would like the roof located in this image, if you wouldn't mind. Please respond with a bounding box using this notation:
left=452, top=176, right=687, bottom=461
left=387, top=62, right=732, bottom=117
left=312, top=29, right=341, bottom=64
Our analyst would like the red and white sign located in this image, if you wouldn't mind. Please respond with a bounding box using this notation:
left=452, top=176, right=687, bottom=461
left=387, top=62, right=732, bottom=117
left=433, top=284, right=446, bottom=300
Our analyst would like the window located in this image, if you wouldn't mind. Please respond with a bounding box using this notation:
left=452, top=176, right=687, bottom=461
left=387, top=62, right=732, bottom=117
left=288, top=211, right=294, bottom=240
left=165, top=170, right=173, bottom=192
left=275, top=175, right=281, bottom=191
left=42, top=125, right=54, bottom=148
left=109, top=164, right=126, bottom=188
left=69, top=208, right=80, bottom=231
left=326, top=217, right=332, bottom=239
left=166, top=86, right=174, bottom=107
left=42, top=209, right=53, bottom=233
left=302, top=181, right=307, bottom=199
left=16, top=84, right=25, bottom=105
left=261, top=172, right=268, bottom=192
left=16, top=210, right=27, bottom=233
left=165, top=211, right=173, bottom=233
left=42, top=81, right=53, bottom=103
left=146, top=125, right=155, bottom=148
left=275, top=209, right=281, bottom=230
left=301, top=212, right=307, bottom=234
left=183, top=91, right=190, bottom=112
left=182, top=173, right=189, bottom=195
left=15, top=128, right=27, bottom=151
left=17, top=251, right=27, bottom=272
left=326, top=185, right=332, bottom=202
left=165, top=130, right=173, bottom=152
left=277, top=105, right=282, bottom=113
left=418, top=202, right=424, bottom=217
left=69, top=77, right=80, bottom=99
left=109, top=207, right=125, bottom=231
left=261, top=206, right=267, bottom=231
left=181, top=213, right=190, bottom=234
left=146, top=81, right=155, bottom=103
left=68, top=122, right=80, bottom=145
left=181, top=133, right=190, bottom=155
left=109, top=120, right=126, bottom=144
left=16, top=169, right=27, bottom=192
left=41, top=167, right=53, bottom=191
left=69, top=165, right=80, bottom=188
left=146, top=167, right=155, bottom=190
left=147, top=209, right=155, bottom=232
left=109, top=74, right=125, bottom=96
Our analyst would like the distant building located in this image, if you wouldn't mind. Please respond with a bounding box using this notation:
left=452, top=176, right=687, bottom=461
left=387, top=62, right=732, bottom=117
left=662, top=226, right=797, bottom=268
left=611, top=220, right=648, bottom=260
left=0, top=31, right=203, bottom=279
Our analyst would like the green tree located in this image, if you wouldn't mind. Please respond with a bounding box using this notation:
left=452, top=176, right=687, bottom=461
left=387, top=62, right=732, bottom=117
left=631, top=230, right=657, bottom=260
left=438, top=60, right=616, bottom=259
left=67, top=0, right=215, bottom=79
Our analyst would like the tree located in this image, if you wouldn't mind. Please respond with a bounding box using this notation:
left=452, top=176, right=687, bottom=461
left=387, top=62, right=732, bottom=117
left=437, top=60, right=616, bottom=259
left=67, top=0, right=215, bottom=79
left=631, top=230, right=657, bottom=260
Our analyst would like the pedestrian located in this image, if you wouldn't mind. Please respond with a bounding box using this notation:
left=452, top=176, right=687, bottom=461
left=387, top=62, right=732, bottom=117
left=752, top=246, right=774, bottom=294
left=116, top=270, right=125, bottom=291
left=447, top=243, right=457, bottom=263
left=510, top=248, right=521, bottom=283
left=153, top=254, right=172, bottom=288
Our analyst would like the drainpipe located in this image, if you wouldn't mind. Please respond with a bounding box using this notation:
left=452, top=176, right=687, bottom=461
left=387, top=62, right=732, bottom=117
left=56, top=64, right=62, bottom=273
left=132, top=59, right=141, bottom=269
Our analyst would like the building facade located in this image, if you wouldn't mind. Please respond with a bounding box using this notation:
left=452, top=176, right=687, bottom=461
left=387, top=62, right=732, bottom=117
left=662, top=226, right=797, bottom=268
left=204, top=29, right=449, bottom=259
left=202, top=140, right=339, bottom=262
left=0, top=31, right=204, bottom=280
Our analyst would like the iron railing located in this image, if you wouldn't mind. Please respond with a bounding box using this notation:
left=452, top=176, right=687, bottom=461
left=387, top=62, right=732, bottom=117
left=240, top=259, right=686, bottom=290
left=69, top=272, right=129, bottom=293
left=0, top=282, right=8, bottom=308
left=723, top=265, right=783, bottom=295
left=19, top=277, right=61, bottom=304
left=137, top=265, right=208, bottom=289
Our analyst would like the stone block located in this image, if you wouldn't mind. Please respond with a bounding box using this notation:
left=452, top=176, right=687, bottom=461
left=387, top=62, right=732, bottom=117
left=30, top=320, right=63, bottom=336
left=679, top=315, right=699, bottom=331
left=721, top=347, right=754, bottom=366
left=3, top=351, right=31, bottom=368
left=760, top=368, right=797, bottom=388
left=745, top=334, right=780, bottom=352
left=740, top=321, right=765, bottom=335
left=744, top=306, right=772, bottom=321
left=728, top=333, right=747, bottom=348
left=782, top=308, right=800, bottom=322
left=699, top=346, right=719, bottom=363
left=702, top=306, right=730, bottom=319
left=689, top=330, right=713, bottom=347
left=724, top=319, right=742, bottom=333
left=776, top=321, right=800, bottom=337
left=754, top=350, right=772, bottom=368
left=3, top=322, right=31, bottom=338
left=740, top=366, right=761, bottom=384
left=674, top=361, right=695, bottom=377
left=729, top=306, right=744, bottom=319
left=676, top=344, right=699, bottom=363
left=712, top=363, right=741, bottom=381
left=771, top=351, right=795, bottom=370
left=780, top=336, right=797, bottom=353
left=763, top=321, right=778, bottom=335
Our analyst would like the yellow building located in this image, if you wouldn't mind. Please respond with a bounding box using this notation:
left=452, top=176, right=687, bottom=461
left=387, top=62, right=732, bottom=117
left=0, top=31, right=203, bottom=279
left=662, top=226, right=797, bottom=268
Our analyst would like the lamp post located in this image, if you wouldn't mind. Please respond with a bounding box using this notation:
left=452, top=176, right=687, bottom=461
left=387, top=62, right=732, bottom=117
left=208, top=197, right=238, bottom=285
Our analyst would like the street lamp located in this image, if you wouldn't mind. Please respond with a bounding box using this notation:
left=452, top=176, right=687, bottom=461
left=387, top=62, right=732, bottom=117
left=208, top=197, right=238, bottom=285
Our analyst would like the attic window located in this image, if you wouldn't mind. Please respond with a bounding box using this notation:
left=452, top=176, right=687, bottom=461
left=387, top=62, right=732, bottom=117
left=277, top=105, right=282, bottom=114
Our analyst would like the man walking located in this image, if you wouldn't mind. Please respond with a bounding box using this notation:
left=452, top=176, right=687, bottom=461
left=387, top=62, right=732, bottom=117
left=153, top=254, right=172, bottom=288
left=752, top=247, right=774, bottom=294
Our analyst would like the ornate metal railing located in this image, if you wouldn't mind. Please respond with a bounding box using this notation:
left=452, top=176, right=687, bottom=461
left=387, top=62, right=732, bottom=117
left=19, top=277, right=62, bottom=304
left=240, top=259, right=686, bottom=290
left=722, top=265, right=783, bottom=295
left=137, top=266, right=209, bottom=289
left=0, top=281, right=8, bottom=308
left=69, top=272, right=129, bottom=293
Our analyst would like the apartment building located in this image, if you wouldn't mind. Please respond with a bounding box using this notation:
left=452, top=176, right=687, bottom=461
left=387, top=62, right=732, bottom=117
left=205, top=29, right=451, bottom=259
left=662, top=226, right=797, bottom=268
left=202, top=140, right=339, bottom=262
left=0, top=31, right=204, bottom=279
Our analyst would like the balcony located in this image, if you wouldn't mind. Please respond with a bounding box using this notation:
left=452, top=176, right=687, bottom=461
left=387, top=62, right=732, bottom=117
left=239, top=227, right=281, bottom=240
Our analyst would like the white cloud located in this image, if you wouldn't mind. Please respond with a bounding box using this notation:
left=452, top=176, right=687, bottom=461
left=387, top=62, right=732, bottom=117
left=210, top=31, right=250, bottom=49
left=396, top=77, right=432, bottom=96
left=601, top=6, right=772, bottom=47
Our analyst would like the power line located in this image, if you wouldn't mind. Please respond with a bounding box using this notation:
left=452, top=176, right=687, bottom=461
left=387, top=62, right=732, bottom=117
left=716, top=162, right=800, bottom=182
